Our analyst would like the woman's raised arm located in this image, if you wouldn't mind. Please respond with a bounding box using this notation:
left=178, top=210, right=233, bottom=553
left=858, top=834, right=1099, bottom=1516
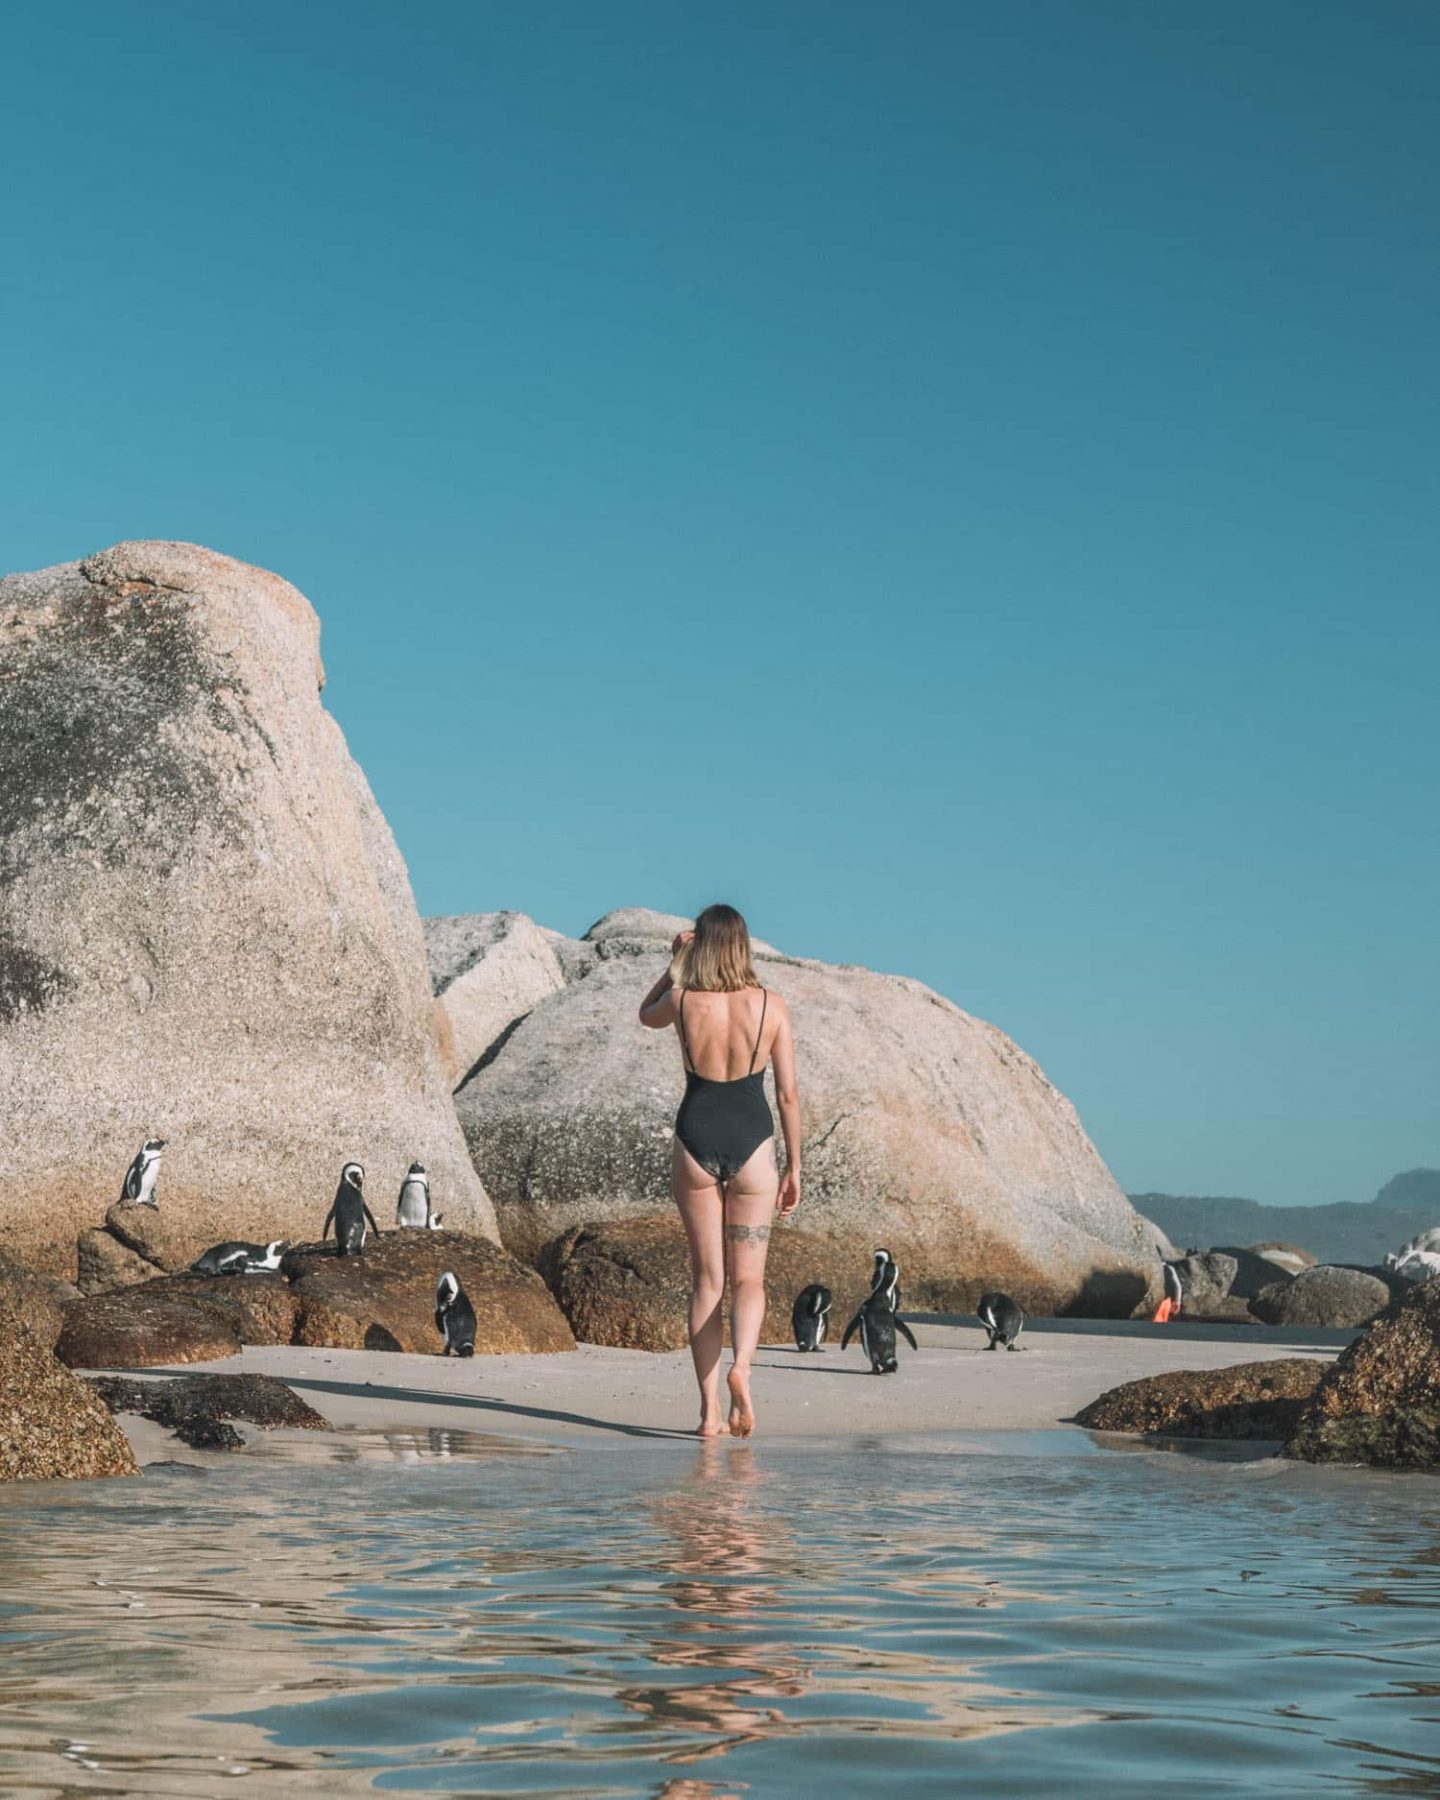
left=639, top=928, right=693, bottom=1028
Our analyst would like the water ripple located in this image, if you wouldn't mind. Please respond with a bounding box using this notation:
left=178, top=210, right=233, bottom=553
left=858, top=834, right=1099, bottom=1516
left=0, top=1431, right=1434, bottom=1795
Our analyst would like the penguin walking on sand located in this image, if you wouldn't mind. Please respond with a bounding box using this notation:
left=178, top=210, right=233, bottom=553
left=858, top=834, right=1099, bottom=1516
left=842, top=1249, right=918, bottom=1374
left=792, top=1284, right=833, bottom=1351
left=120, top=1138, right=166, bottom=1207
left=977, top=1291, right=1025, bottom=1351
left=395, top=1162, right=437, bottom=1229
left=324, top=1161, right=378, bottom=1256
left=191, top=1239, right=288, bottom=1277
left=434, top=1272, right=477, bottom=1357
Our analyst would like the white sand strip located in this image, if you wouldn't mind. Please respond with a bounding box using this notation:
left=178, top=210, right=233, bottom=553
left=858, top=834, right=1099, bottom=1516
left=104, top=1316, right=1356, bottom=1450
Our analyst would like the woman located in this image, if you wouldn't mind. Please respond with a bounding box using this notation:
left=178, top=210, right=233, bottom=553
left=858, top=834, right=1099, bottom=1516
left=639, top=904, right=801, bottom=1437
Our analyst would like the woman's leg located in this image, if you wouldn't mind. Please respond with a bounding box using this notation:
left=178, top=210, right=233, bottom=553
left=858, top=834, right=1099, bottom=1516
left=722, top=1138, right=780, bottom=1437
left=672, top=1139, right=727, bottom=1436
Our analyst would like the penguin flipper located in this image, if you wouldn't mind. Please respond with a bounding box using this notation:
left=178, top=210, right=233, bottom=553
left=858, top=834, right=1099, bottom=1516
left=363, top=1202, right=380, bottom=1234
left=322, top=1205, right=336, bottom=1241
left=841, top=1312, right=862, bottom=1350
left=895, top=1316, right=919, bottom=1351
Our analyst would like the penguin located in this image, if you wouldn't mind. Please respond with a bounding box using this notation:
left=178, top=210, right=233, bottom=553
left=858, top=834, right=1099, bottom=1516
left=791, top=1283, right=833, bottom=1351
left=395, top=1162, right=435, bottom=1229
left=191, top=1239, right=288, bottom=1277
left=841, top=1250, right=917, bottom=1374
left=427, top=1212, right=446, bottom=1230
left=323, top=1161, right=378, bottom=1256
left=870, top=1245, right=902, bottom=1314
left=120, top=1138, right=165, bottom=1207
left=977, top=1291, right=1025, bottom=1350
left=434, top=1271, right=477, bottom=1357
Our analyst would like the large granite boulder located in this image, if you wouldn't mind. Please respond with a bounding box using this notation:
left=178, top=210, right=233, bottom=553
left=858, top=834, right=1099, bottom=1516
left=1075, top=1359, right=1325, bottom=1440
left=456, top=908, right=1165, bottom=1314
left=537, top=1213, right=869, bottom=1351
left=0, top=541, right=494, bottom=1274
left=282, top=1231, right=576, bottom=1354
left=425, top=912, right=565, bottom=1083
left=0, top=1246, right=80, bottom=1348
left=1286, top=1279, right=1440, bottom=1467
left=1251, top=1265, right=1394, bottom=1329
left=1166, top=1252, right=1239, bottom=1312
left=0, top=1312, right=139, bottom=1481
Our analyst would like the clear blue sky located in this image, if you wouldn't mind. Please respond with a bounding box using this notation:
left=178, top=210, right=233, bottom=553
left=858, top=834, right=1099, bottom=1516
left=4, top=1, right=1436, bottom=1206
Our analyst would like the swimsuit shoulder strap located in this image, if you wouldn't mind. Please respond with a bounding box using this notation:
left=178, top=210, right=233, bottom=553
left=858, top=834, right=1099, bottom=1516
left=748, top=987, right=769, bottom=1073
left=676, top=990, right=694, bottom=1072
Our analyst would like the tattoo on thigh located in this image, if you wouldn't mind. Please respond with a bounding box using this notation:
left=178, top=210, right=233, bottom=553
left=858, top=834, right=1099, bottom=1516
left=724, top=1223, right=771, bottom=1244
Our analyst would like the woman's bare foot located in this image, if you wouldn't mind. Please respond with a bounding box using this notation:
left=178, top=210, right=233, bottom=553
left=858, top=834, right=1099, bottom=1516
left=697, top=1394, right=726, bottom=1437
left=727, top=1366, right=755, bottom=1438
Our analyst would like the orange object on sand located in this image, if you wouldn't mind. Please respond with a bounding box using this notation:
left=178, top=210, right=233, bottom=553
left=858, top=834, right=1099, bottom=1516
left=1152, top=1296, right=1177, bottom=1323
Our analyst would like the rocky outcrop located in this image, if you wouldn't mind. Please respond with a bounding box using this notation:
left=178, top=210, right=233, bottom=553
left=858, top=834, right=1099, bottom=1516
left=1075, top=1359, right=1325, bottom=1440
left=282, top=1231, right=576, bottom=1354
left=56, top=1280, right=248, bottom=1368
left=425, top=912, right=565, bottom=1083
left=1166, top=1252, right=1240, bottom=1314
left=538, top=1213, right=868, bottom=1351
left=0, top=1246, right=79, bottom=1347
left=1248, top=1241, right=1315, bottom=1273
left=1285, top=1278, right=1440, bottom=1467
left=0, top=1313, right=139, bottom=1481
left=1250, top=1265, right=1395, bottom=1329
left=88, top=1372, right=327, bottom=1450
left=0, top=541, right=494, bottom=1274
left=455, top=909, right=1165, bottom=1315
left=76, top=1227, right=164, bottom=1297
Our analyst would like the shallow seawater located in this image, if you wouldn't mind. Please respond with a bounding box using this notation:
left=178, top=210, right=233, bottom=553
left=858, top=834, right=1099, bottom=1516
left=0, top=1429, right=1438, bottom=1798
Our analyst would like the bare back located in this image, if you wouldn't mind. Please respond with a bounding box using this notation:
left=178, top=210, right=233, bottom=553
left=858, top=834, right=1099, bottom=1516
left=675, top=986, right=775, bottom=1082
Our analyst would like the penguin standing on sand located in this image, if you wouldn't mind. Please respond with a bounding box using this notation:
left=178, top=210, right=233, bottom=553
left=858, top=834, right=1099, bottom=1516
left=120, top=1138, right=165, bottom=1207
left=434, top=1272, right=477, bottom=1357
left=792, top=1284, right=833, bottom=1351
left=977, top=1291, right=1025, bottom=1350
left=323, top=1161, right=378, bottom=1256
left=191, top=1239, right=288, bottom=1276
left=842, top=1249, right=918, bottom=1374
left=395, top=1162, right=435, bottom=1229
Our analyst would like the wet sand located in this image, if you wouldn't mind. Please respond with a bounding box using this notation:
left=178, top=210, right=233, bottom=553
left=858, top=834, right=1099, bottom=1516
left=103, top=1315, right=1356, bottom=1456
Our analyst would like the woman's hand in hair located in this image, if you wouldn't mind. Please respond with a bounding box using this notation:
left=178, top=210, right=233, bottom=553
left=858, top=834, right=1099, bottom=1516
left=776, top=1167, right=801, bottom=1216
left=671, top=928, right=694, bottom=955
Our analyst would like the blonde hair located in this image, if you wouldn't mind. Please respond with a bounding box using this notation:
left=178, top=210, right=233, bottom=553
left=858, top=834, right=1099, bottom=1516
left=670, top=903, right=759, bottom=992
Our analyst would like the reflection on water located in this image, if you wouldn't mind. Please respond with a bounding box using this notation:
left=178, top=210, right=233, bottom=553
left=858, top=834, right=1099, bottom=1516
left=0, top=1431, right=1437, bottom=1796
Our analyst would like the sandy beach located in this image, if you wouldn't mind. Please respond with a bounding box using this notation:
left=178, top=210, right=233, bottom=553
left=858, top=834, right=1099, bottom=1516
left=105, top=1314, right=1357, bottom=1458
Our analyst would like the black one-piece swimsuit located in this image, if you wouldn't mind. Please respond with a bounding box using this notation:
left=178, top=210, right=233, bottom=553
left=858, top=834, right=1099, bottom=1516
left=674, top=989, right=774, bottom=1189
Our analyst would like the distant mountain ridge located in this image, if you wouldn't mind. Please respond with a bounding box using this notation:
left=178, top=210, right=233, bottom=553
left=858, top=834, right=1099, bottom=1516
left=1134, top=1170, right=1440, bottom=1266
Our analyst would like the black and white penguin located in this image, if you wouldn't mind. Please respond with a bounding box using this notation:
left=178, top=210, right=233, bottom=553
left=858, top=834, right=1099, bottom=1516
left=434, top=1271, right=477, bottom=1357
left=120, top=1138, right=166, bottom=1207
left=977, top=1291, right=1025, bottom=1350
left=842, top=1250, right=917, bottom=1374
left=191, top=1239, right=288, bottom=1277
left=323, top=1161, right=378, bottom=1256
left=791, top=1283, right=833, bottom=1351
left=870, top=1245, right=903, bottom=1314
left=395, top=1162, right=434, bottom=1229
